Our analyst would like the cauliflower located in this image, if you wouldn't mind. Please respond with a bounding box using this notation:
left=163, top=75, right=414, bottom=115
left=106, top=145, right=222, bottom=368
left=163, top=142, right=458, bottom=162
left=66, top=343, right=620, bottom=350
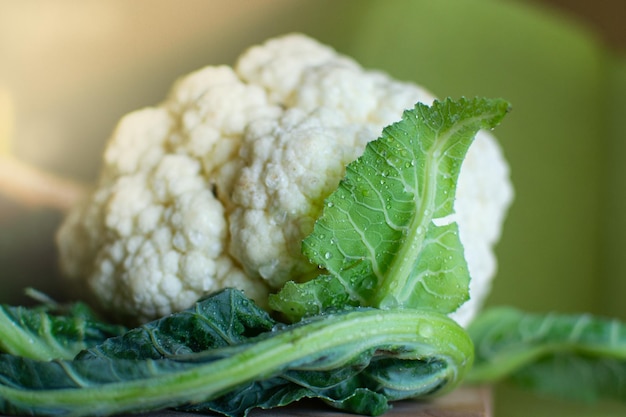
left=56, top=34, right=513, bottom=325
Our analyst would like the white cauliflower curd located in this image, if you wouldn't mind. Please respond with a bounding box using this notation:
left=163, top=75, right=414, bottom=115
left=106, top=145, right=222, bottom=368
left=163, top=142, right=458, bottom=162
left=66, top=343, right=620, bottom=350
left=56, top=33, right=513, bottom=325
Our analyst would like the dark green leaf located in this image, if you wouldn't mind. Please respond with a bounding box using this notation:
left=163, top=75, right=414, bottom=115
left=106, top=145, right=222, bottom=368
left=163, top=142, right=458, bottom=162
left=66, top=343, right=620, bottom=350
left=0, top=290, right=472, bottom=417
left=77, top=289, right=274, bottom=360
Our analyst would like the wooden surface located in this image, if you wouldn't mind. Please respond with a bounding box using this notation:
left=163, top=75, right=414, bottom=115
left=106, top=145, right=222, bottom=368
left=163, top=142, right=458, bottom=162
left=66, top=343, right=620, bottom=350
left=125, top=387, right=491, bottom=417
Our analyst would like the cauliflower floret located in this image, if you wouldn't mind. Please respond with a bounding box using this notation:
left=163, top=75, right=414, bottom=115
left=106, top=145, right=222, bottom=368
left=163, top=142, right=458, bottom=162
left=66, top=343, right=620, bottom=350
left=57, top=33, right=512, bottom=325
left=228, top=108, right=372, bottom=286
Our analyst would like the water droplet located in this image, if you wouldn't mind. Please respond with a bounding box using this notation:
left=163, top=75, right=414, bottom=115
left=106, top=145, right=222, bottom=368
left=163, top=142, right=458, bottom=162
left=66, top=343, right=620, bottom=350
left=324, top=252, right=332, bottom=260
left=419, top=324, right=434, bottom=338
left=327, top=201, right=334, bottom=208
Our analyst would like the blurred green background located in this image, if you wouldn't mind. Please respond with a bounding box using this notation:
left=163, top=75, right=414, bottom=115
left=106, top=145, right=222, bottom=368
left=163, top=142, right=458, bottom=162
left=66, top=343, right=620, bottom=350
left=1, top=0, right=625, bottom=415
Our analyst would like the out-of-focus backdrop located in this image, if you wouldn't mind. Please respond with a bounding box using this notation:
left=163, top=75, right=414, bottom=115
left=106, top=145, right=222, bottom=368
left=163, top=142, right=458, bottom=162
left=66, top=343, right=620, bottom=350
left=1, top=1, right=625, bottom=415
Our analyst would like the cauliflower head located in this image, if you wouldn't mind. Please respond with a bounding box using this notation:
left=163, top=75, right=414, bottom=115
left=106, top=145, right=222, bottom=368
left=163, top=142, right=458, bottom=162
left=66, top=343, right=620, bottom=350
left=56, top=34, right=513, bottom=325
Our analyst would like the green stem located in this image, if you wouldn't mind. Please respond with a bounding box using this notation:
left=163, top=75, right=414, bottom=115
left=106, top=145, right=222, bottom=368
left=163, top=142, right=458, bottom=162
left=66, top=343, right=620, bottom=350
left=1, top=309, right=472, bottom=417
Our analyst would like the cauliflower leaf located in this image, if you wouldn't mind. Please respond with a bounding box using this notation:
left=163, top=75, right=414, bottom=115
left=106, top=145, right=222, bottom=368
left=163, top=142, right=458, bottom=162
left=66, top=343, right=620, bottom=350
left=468, top=307, right=626, bottom=404
left=0, top=289, right=472, bottom=417
left=270, top=97, right=511, bottom=321
left=0, top=292, right=126, bottom=361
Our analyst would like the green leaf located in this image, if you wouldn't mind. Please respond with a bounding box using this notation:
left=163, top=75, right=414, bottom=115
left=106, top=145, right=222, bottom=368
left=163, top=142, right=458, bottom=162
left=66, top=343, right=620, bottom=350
left=76, top=289, right=275, bottom=360
left=0, top=294, right=126, bottom=360
left=0, top=290, right=473, bottom=417
left=467, top=307, right=626, bottom=403
left=270, top=97, right=511, bottom=321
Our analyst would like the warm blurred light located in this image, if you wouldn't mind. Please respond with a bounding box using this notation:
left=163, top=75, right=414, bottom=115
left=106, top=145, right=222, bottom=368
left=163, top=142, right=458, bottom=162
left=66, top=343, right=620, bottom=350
left=0, top=86, right=86, bottom=212
left=0, top=87, right=13, bottom=155
left=0, top=154, right=87, bottom=212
